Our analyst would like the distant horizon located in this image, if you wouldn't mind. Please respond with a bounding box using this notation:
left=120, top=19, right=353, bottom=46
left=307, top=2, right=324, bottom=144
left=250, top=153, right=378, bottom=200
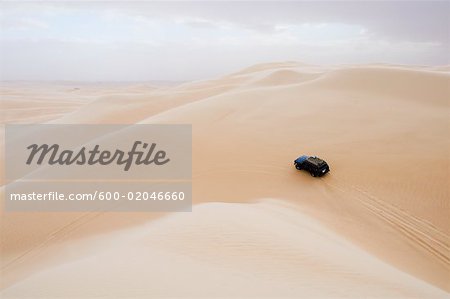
left=1, top=1, right=449, bottom=81
left=1, top=60, right=448, bottom=83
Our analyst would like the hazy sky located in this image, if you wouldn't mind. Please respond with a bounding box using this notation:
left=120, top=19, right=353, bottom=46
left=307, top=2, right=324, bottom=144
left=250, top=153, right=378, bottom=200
left=0, top=1, right=449, bottom=81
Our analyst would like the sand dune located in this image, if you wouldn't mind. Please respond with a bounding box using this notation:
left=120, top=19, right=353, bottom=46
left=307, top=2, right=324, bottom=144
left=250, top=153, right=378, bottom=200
left=1, top=62, right=449, bottom=297
left=2, top=200, right=448, bottom=298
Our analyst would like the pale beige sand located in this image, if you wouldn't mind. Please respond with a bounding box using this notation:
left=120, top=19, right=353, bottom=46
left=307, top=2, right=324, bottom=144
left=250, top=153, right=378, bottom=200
left=1, top=62, right=449, bottom=297
left=2, top=200, right=448, bottom=298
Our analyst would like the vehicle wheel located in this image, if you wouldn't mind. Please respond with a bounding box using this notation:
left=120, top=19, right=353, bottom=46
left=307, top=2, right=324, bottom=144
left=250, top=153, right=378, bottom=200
left=295, top=165, right=301, bottom=170
left=311, top=172, right=316, bottom=177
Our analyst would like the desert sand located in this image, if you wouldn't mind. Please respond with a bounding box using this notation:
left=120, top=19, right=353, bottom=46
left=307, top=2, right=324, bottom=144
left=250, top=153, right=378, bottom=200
left=1, top=62, right=449, bottom=298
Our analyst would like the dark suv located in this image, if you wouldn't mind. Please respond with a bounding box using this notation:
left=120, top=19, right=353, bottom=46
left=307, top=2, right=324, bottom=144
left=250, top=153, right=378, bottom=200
left=294, top=155, right=330, bottom=177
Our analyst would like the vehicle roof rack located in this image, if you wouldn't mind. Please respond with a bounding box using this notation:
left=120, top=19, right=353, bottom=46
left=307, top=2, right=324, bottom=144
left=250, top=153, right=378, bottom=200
left=307, top=156, right=326, bottom=166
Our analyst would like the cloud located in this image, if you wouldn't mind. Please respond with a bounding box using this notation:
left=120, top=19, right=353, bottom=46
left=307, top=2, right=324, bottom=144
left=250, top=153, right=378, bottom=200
left=0, top=16, right=49, bottom=30
left=2, top=1, right=448, bottom=42
left=0, top=1, right=448, bottom=81
left=86, top=1, right=449, bottom=43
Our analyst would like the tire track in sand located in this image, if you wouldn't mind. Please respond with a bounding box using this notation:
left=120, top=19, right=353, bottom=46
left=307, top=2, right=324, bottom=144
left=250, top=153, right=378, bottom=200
left=322, top=177, right=449, bottom=269
left=1, top=209, right=109, bottom=273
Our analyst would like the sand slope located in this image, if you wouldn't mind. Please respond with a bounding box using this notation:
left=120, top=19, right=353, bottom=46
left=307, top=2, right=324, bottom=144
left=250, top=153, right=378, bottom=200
left=2, top=200, right=448, bottom=298
left=1, top=62, right=449, bottom=296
